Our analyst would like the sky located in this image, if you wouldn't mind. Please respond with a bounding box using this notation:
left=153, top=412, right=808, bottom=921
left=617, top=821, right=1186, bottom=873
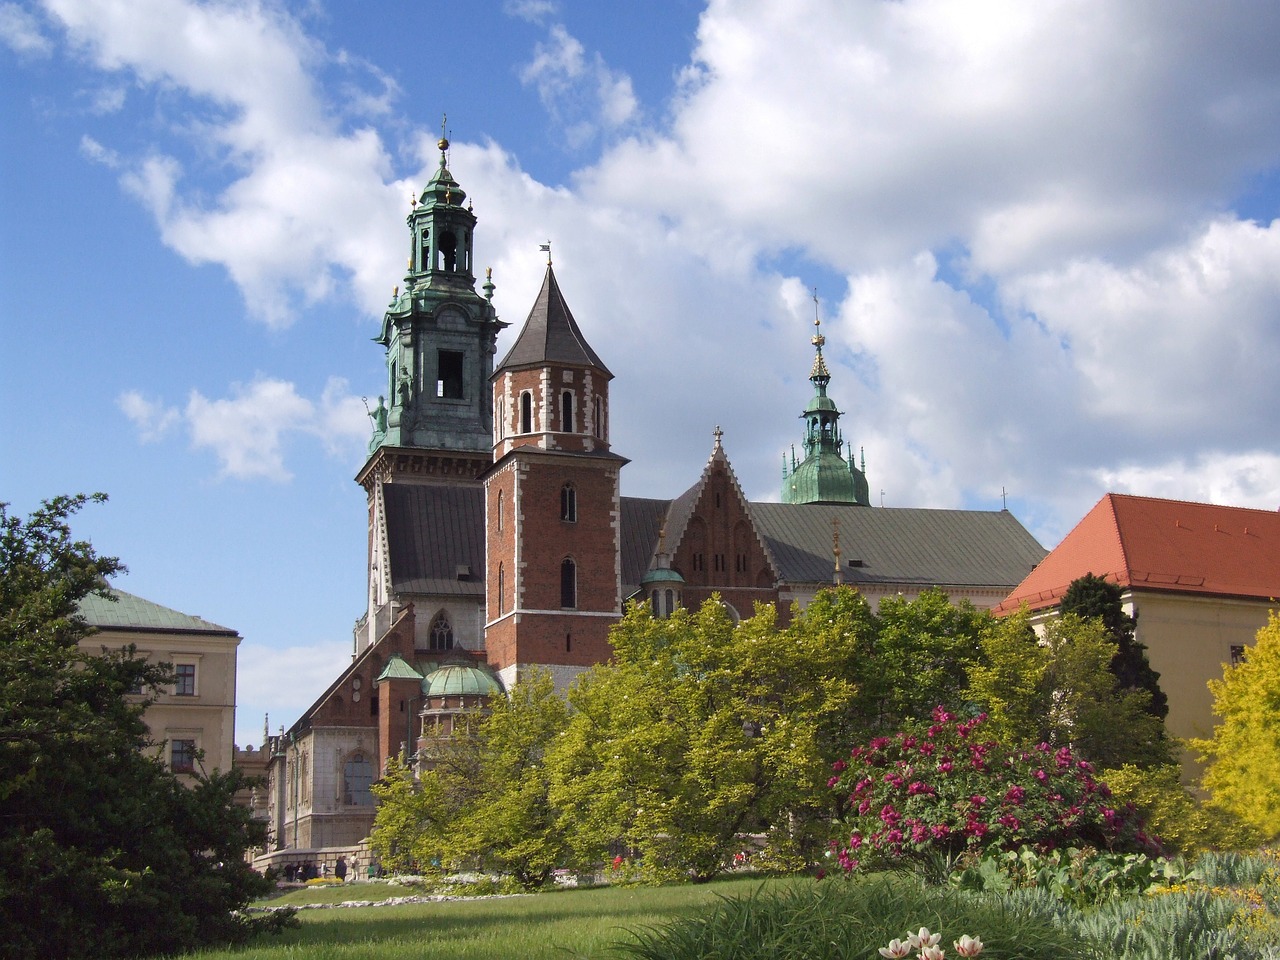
left=4, top=0, right=1280, bottom=751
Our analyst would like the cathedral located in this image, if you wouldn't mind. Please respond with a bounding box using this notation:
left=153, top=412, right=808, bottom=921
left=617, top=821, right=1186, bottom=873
left=257, top=135, right=1046, bottom=866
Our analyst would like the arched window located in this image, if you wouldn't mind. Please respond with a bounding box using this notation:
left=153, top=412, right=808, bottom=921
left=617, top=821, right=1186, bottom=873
left=497, top=562, right=505, bottom=613
left=664, top=588, right=675, bottom=617
left=561, top=390, right=574, bottom=432
left=520, top=392, right=533, bottom=434
left=560, top=483, right=577, bottom=522
left=429, top=610, right=453, bottom=652
left=593, top=396, right=603, bottom=439
left=560, top=558, right=576, bottom=609
left=497, top=489, right=504, bottom=532
left=343, top=751, right=374, bottom=806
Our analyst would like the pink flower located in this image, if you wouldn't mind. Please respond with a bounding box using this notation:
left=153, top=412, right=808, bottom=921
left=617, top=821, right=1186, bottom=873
left=954, top=934, right=985, bottom=957
left=878, top=938, right=911, bottom=959
left=831, top=759, right=848, bottom=772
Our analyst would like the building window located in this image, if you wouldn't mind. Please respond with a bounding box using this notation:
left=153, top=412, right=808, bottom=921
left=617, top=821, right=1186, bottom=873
left=171, top=739, right=197, bottom=773
left=429, top=611, right=454, bottom=652
left=436, top=350, right=464, bottom=399
left=561, top=558, right=577, bottom=609
left=497, top=489, right=504, bottom=532
left=693, top=553, right=704, bottom=571
left=520, top=392, right=533, bottom=433
left=561, top=390, right=574, bottom=432
left=175, top=663, right=196, bottom=696
left=1230, top=644, right=1247, bottom=665
left=594, top=396, right=603, bottom=439
left=343, top=752, right=374, bottom=806
left=561, top=483, right=577, bottom=522
left=498, top=562, right=505, bottom=613
left=495, top=396, right=504, bottom=439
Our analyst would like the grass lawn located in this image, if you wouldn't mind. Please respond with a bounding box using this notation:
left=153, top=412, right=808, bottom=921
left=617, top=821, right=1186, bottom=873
left=198, top=876, right=788, bottom=960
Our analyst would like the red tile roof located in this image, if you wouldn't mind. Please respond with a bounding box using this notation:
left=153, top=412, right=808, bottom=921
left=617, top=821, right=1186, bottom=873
left=994, top=494, right=1280, bottom=615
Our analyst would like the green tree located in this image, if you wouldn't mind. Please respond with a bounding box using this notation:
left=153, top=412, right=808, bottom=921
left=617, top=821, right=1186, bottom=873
left=872, top=587, right=989, bottom=728
left=969, top=610, right=1170, bottom=769
left=1194, top=613, right=1280, bottom=840
left=0, top=495, right=277, bottom=960
left=1061, top=572, right=1168, bottom=721
left=372, top=669, right=570, bottom=888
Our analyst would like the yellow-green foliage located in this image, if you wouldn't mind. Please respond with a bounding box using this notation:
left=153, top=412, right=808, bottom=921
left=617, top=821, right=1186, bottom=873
left=1102, top=763, right=1261, bottom=855
left=1193, top=613, right=1280, bottom=840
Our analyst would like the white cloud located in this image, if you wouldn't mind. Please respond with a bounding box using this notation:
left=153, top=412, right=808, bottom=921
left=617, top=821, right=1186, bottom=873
left=235, top=639, right=352, bottom=748
left=0, top=2, right=52, bottom=55
left=118, top=389, right=180, bottom=442
left=520, top=23, right=638, bottom=145
left=1093, top=453, right=1280, bottom=513
left=79, top=132, right=119, bottom=167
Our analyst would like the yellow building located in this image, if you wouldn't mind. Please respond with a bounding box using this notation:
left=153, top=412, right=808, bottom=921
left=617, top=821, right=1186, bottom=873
left=996, top=494, right=1280, bottom=758
left=79, top=588, right=240, bottom=777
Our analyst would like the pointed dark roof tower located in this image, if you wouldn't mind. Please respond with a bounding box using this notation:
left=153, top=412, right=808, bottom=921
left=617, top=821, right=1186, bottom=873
left=782, top=297, right=870, bottom=506
left=496, top=265, right=612, bottom=375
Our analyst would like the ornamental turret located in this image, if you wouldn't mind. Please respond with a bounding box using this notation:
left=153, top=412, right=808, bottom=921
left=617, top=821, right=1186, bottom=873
left=367, top=120, right=507, bottom=457
left=781, top=297, right=870, bottom=506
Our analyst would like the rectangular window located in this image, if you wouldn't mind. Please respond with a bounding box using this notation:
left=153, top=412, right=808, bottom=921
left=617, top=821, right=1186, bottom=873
left=436, top=350, right=464, bottom=399
left=171, top=739, right=197, bottom=773
left=1230, top=644, right=1247, bottom=665
left=175, top=663, right=196, bottom=696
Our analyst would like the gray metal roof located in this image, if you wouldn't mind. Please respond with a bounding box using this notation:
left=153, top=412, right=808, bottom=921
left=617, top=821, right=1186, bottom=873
left=748, top=502, right=1046, bottom=588
left=620, top=497, right=670, bottom=593
left=77, top=588, right=237, bottom=635
left=495, top=265, right=612, bottom=375
left=384, top=483, right=485, bottom=597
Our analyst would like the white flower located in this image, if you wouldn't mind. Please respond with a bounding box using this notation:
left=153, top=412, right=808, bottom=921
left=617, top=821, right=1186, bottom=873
left=878, top=939, right=911, bottom=959
left=919, top=945, right=946, bottom=960
left=908, top=927, right=941, bottom=949
left=954, top=934, right=985, bottom=957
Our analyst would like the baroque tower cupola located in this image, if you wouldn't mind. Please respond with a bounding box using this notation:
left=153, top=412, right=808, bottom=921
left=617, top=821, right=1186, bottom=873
left=366, top=119, right=507, bottom=463
left=781, top=293, right=871, bottom=506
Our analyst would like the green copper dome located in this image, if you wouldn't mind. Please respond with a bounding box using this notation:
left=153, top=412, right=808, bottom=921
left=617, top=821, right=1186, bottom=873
left=422, top=662, right=503, bottom=698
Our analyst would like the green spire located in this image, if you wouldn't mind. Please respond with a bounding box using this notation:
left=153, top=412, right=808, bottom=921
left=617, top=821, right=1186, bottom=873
left=366, top=116, right=507, bottom=457
left=781, top=292, right=871, bottom=506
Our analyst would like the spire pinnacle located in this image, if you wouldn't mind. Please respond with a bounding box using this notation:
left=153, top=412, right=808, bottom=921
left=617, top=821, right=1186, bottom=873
left=438, top=113, right=449, bottom=164
left=540, top=240, right=552, bottom=265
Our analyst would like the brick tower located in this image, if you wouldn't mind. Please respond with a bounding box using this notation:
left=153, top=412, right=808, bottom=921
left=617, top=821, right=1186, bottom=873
left=483, top=257, right=626, bottom=689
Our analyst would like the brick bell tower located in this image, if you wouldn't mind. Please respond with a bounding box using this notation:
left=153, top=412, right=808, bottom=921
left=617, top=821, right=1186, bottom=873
left=483, top=252, right=627, bottom=689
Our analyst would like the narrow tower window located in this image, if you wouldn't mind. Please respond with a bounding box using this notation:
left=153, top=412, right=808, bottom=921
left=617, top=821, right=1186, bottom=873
left=437, top=350, right=464, bottom=399
left=439, top=231, right=457, bottom=271
left=561, top=390, right=574, bottom=432
left=560, top=483, right=577, bottom=522
left=593, top=396, right=603, bottom=439
left=497, top=489, right=504, bottom=532
left=497, top=563, right=505, bottom=613
left=560, top=558, right=577, bottom=609
left=520, top=392, right=533, bottom=434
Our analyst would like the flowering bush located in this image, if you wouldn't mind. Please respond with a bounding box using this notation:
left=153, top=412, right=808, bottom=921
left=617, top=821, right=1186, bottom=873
left=830, top=708, right=1159, bottom=870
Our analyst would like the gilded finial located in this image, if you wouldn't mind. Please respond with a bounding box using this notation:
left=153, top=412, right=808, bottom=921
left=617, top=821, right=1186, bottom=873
left=811, top=288, right=825, bottom=350
left=832, top=517, right=843, bottom=585
left=438, top=113, right=449, bottom=156
left=410, top=192, right=418, bottom=210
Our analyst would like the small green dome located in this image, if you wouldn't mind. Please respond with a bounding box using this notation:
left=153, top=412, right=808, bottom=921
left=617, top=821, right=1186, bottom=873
left=786, top=451, right=858, bottom=505
left=422, top=662, right=502, bottom=698
left=641, top=566, right=685, bottom=586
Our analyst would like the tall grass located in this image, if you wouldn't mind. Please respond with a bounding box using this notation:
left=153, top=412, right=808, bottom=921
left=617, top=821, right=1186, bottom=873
left=194, top=876, right=769, bottom=960
left=617, top=875, right=1097, bottom=960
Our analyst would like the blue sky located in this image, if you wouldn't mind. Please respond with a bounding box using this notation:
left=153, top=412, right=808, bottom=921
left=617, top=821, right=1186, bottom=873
left=4, top=0, right=1280, bottom=750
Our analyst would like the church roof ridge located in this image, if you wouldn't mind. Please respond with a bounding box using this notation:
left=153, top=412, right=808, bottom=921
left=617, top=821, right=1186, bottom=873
left=495, top=264, right=612, bottom=375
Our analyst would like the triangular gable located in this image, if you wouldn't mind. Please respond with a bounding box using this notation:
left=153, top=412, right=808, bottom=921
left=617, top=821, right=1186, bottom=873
left=664, top=437, right=781, bottom=582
